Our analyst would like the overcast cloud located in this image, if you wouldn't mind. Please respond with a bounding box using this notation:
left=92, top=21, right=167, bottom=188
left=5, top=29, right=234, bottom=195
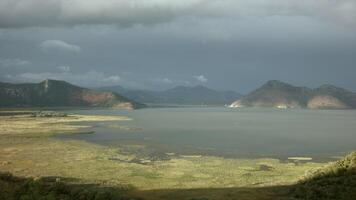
left=194, top=75, right=207, bottom=83
left=5, top=70, right=122, bottom=86
left=40, top=40, right=81, bottom=53
left=0, top=57, right=30, bottom=67
left=0, top=0, right=355, bottom=28
left=0, top=0, right=355, bottom=93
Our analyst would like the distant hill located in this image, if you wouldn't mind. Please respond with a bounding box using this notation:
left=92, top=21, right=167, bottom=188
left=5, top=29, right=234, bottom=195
left=0, top=80, right=145, bottom=109
left=230, top=80, right=356, bottom=109
left=98, top=86, right=162, bottom=104
left=99, top=85, right=242, bottom=105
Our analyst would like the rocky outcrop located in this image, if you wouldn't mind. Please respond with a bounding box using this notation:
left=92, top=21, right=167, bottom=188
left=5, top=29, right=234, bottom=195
left=307, top=95, right=347, bottom=109
left=0, top=79, right=145, bottom=109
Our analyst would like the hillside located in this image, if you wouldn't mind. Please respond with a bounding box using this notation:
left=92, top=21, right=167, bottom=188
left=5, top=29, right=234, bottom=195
left=100, top=85, right=242, bottom=105
left=293, top=152, right=356, bottom=200
left=230, top=80, right=356, bottom=109
left=309, top=84, right=356, bottom=109
left=0, top=80, right=145, bottom=109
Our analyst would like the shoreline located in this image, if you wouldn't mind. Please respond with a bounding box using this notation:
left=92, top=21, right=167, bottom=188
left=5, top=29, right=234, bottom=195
left=0, top=110, right=326, bottom=189
left=2, top=109, right=349, bottom=199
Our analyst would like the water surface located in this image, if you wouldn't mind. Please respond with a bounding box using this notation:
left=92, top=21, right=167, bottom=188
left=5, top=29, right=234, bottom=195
left=59, top=107, right=356, bottom=159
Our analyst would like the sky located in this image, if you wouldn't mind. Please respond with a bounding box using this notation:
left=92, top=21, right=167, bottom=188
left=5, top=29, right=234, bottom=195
left=0, top=0, right=355, bottom=93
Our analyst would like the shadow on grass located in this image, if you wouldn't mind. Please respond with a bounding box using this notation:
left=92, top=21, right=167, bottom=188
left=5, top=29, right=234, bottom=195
left=130, top=185, right=294, bottom=200
left=0, top=172, right=142, bottom=200
left=0, top=171, right=294, bottom=200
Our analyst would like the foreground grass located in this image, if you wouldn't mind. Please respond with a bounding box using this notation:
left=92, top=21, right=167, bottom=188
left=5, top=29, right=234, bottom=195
left=293, top=152, right=356, bottom=200
left=0, top=171, right=145, bottom=200
left=0, top=110, right=352, bottom=199
left=0, top=170, right=291, bottom=200
left=0, top=134, right=323, bottom=190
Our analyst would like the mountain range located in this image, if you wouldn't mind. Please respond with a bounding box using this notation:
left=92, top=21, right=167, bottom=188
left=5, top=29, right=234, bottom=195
left=0, top=80, right=145, bottom=109
left=99, top=85, right=242, bottom=105
left=2, top=79, right=355, bottom=109
left=230, top=80, right=356, bottom=109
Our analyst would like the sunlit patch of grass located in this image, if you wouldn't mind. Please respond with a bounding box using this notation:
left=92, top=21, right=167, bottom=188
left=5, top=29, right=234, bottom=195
left=0, top=132, right=325, bottom=190
left=0, top=112, right=130, bottom=136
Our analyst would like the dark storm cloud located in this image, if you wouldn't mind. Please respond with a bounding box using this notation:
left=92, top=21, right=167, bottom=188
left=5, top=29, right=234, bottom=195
left=0, top=1, right=356, bottom=92
left=0, top=0, right=199, bottom=28
left=5, top=70, right=122, bottom=86
left=0, top=0, right=355, bottom=29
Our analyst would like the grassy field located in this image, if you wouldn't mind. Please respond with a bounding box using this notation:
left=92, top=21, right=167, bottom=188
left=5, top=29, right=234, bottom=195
left=0, top=110, right=340, bottom=199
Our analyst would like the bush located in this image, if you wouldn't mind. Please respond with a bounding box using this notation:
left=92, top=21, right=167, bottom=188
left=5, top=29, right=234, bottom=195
left=293, top=152, right=356, bottom=200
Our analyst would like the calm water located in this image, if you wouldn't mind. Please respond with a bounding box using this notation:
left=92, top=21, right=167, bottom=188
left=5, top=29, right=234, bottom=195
left=59, top=107, right=356, bottom=158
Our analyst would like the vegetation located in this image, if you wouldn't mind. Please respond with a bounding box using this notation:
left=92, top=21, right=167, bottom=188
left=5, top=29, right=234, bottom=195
left=0, top=79, right=145, bottom=109
left=0, top=172, right=140, bottom=200
left=293, top=152, right=356, bottom=200
left=0, top=111, right=129, bottom=135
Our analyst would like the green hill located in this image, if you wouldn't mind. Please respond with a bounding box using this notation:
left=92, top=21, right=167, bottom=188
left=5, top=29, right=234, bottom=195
left=0, top=80, right=145, bottom=109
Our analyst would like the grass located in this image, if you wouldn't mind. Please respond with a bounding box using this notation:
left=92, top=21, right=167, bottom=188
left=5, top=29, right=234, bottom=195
left=0, top=111, right=130, bottom=136
left=293, top=152, right=356, bottom=200
left=0, top=134, right=324, bottom=190
left=0, top=171, right=294, bottom=200
left=0, top=172, right=140, bottom=200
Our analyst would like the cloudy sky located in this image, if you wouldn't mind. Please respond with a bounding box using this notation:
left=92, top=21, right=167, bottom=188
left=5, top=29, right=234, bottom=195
left=0, top=0, right=355, bottom=93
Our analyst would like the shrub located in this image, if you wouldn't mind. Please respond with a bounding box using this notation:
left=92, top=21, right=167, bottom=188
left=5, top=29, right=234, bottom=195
left=293, top=152, right=356, bottom=200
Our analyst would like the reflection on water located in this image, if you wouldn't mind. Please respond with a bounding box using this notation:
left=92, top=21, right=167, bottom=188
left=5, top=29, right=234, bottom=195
left=58, top=107, right=356, bottom=159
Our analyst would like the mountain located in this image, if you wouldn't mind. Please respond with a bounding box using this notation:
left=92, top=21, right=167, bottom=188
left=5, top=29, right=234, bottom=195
left=158, top=85, right=242, bottom=105
left=230, top=80, right=356, bottom=109
left=99, top=85, right=242, bottom=105
left=98, top=86, right=162, bottom=104
left=0, top=80, right=145, bottom=109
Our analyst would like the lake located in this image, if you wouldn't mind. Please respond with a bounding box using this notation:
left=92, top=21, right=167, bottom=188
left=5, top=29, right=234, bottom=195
left=59, top=107, right=356, bottom=159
